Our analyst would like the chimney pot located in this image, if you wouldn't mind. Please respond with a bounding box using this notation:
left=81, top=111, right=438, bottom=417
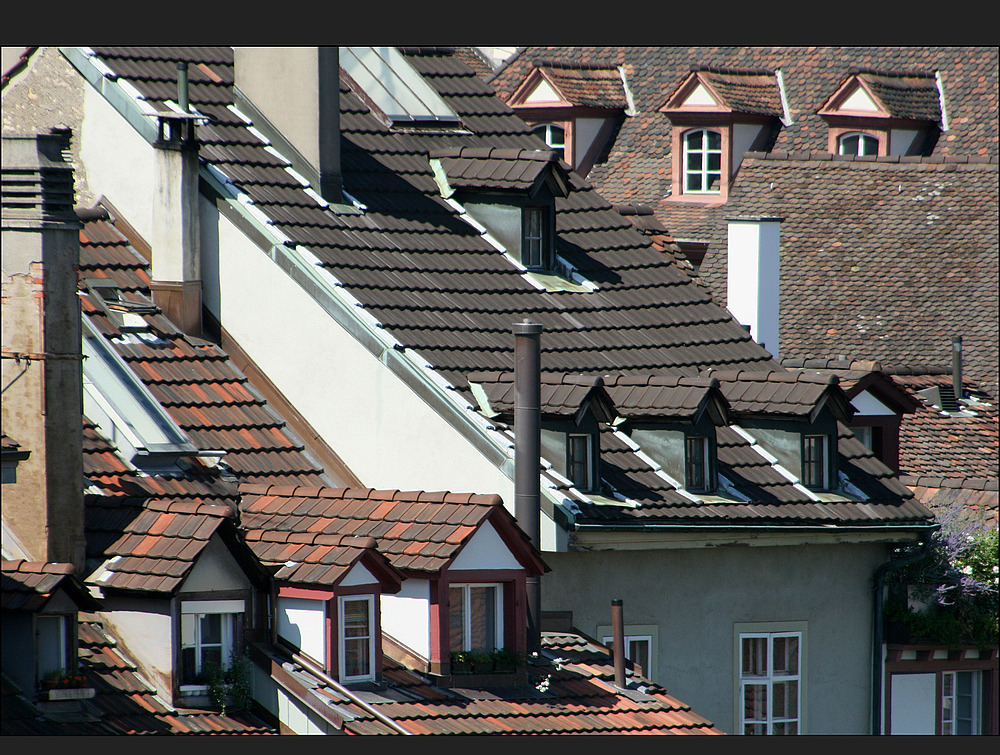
left=612, top=598, right=626, bottom=689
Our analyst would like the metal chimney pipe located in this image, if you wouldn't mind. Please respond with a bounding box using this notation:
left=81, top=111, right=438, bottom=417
left=612, top=599, right=626, bottom=689
left=176, top=62, right=189, bottom=113
left=514, top=320, right=542, bottom=656
left=952, top=336, right=963, bottom=402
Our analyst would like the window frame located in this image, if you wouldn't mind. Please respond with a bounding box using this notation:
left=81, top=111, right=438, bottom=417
left=36, top=613, right=73, bottom=685
left=532, top=122, right=566, bottom=161
left=685, top=435, right=715, bottom=492
left=682, top=128, right=723, bottom=195
left=735, top=622, right=807, bottom=735
left=338, top=594, right=377, bottom=683
left=739, top=630, right=803, bottom=735
left=448, top=582, right=504, bottom=654
left=801, top=434, right=829, bottom=490
left=567, top=432, right=597, bottom=492
left=942, top=670, right=983, bottom=735
left=838, top=131, right=880, bottom=156
left=521, top=205, right=549, bottom=270
left=178, top=599, right=243, bottom=693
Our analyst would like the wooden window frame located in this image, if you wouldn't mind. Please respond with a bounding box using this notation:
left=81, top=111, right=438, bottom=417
left=801, top=434, right=829, bottom=491
left=448, top=582, right=504, bottom=654
left=338, top=594, right=376, bottom=683
left=685, top=435, right=715, bottom=492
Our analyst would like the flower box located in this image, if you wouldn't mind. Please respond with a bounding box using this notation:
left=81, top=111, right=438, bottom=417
left=47, top=687, right=95, bottom=701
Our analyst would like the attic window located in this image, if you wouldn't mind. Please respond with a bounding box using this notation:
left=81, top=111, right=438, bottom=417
left=568, top=433, right=598, bottom=492
left=340, top=46, right=460, bottom=125
left=686, top=436, right=715, bottom=492
left=522, top=206, right=551, bottom=270
left=838, top=132, right=879, bottom=156
left=37, top=614, right=73, bottom=684
left=802, top=435, right=830, bottom=490
left=684, top=129, right=723, bottom=194
left=449, top=583, right=502, bottom=653
left=532, top=123, right=565, bottom=161
left=339, top=596, right=376, bottom=683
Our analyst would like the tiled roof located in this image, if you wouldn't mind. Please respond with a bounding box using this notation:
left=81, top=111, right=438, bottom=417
left=491, top=48, right=999, bottom=397
left=239, top=484, right=544, bottom=576
left=252, top=631, right=722, bottom=735
left=528, top=64, right=627, bottom=110
left=0, top=613, right=276, bottom=735
left=1, top=560, right=97, bottom=612
left=666, top=69, right=784, bottom=117
left=430, top=146, right=566, bottom=195
left=81, top=45, right=778, bottom=395
left=708, top=369, right=848, bottom=419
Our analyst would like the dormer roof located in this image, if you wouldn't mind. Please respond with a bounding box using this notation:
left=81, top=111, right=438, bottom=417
left=2, top=559, right=100, bottom=612
left=708, top=369, right=854, bottom=422
left=468, top=371, right=617, bottom=424
left=508, top=64, right=627, bottom=110
left=818, top=70, right=942, bottom=123
left=238, top=485, right=548, bottom=577
left=429, top=146, right=570, bottom=199
left=660, top=68, right=784, bottom=118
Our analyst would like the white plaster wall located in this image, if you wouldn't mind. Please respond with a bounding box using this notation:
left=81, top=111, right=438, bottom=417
left=851, top=391, right=896, bottom=417
left=277, top=597, right=326, bottom=664
left=727, top=221, right=780, bottom=358
left=889, top=673, right=936, bottom=734
left=448, top=521, right=522, bottom=571
left=542, top=541, right=887, bottom=735
left=79, top=84, right=156, bottom=241
left=380, top=579, right=431, bottom=657
left=251, top=662, right=333, bottom=734
left=340, top=561, right=377, bottom=587
left=573, top=117, right=604, bottom=165
left=179, top=535, right=253, bottom=594
left=98, top=601, right=173, bottom=695
left=732, top=123, right=762, bottom=173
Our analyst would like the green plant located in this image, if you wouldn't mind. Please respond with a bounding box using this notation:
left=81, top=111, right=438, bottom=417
left=489, top=647, right=519, bottom=672
left=202, top=650, right=251, bottom=715
left=41, top=669, right=89, bottom=689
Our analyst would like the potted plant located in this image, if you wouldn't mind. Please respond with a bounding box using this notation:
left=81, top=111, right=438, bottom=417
left=450, top=651, right=473, bottom=675
left=490, top=647, right=518, bottom=674
left=40, top=669, right=94, bottom=700
left=469, top=651, right=495, bottom=674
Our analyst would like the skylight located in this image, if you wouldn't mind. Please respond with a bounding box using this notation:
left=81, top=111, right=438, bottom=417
left=340, top=47, right=460, bottom=124
left=81, top=317, right=199, bottom=462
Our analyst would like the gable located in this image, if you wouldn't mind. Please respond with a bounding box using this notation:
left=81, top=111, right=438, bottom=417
left=851, top=390, right=897, bottom=417
left=340, top=560, right=379, bottom=587
left=178, top=534, right=252, bottom=594
left=683, top=82, right=718, bottom=108
left=840, top=84, right=881, bottom=113
left=448, top=520, right=522, bottom=571
left=525, top=78, right=563, bottom=104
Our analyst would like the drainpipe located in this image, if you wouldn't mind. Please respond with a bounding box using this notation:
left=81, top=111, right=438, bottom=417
left=951, top=336, right=963, bottom=402
left=514, top=320, right=542, bottom=656
left=612, top=599, right=626, bottom=689
left=870, top=532, right=935, bottom=734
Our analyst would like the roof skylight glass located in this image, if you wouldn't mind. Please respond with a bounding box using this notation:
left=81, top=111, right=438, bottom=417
left=340, top=46, right=460, bottom=124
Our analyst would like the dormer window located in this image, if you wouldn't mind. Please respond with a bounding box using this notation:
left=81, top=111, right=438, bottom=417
left=37, top=614, right=72, bottom=684
left=522, top=206, right=551, bottom=269
left=802, top=435, right=829, bottom=490
left=339, top=596, right=376, bottom=682
left=568, top=433, right=599, bottom=491
left=532, top=123, right=565, bottom=161
left=685, top=436, right=715, bottom=492
left=449, top=583, right=502, bottom=653
left=684, top=129, right=723, bottom=194
left=180, top=600, right=242, bottom=690
left=838, top=132, right=879, bottom=156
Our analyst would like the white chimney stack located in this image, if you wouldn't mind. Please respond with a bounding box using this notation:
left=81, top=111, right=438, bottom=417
left=726, top=215, right=783, bottom=359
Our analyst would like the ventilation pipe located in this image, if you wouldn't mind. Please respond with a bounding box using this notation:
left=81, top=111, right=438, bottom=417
left=514, top=320, right=542, bottom=656
left=726, top=215, right=783, bottom=359
left=951, top=336, right=963, bottom=402
left=612, top=599, right=626, bottom=689
left=176, top=62, right=189, bottom=113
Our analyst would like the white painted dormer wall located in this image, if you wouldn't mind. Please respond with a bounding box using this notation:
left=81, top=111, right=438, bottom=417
left=449, top=520, right=522, bottom=571
left=850, top=390, right=896, bottom=417
left=841, top=86, right=880, bottom=112
left=381, top=579, right=431, bottom=658
left=524, top=78, right=562, bottom=104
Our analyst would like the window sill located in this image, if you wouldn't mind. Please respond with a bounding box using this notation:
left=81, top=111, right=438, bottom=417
left=665, top=194, right=726, bottom=206
left=44, top=687, right=96, bottom=701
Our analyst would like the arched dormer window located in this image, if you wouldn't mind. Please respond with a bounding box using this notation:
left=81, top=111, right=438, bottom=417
left=838, top=131, right=879, bottom=156
left=683, top=129, right=723, bottom=194
left=532, top=123, right=565, bottom=161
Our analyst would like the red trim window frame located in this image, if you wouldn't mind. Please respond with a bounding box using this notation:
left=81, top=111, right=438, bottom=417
left=669, top=124, right=732, bottom=204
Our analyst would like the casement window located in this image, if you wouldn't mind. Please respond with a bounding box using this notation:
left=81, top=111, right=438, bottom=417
left=942, top=670, right=984, bottom=735
left=339, top=595, right=376, bottom=682
left=532, top=123, right=566, bottom=161
left=686, top=436, right=714, bottom=492
left=180, top=600, right=242, bottom=687
left=36, top=614, right=72, bottom=682
left=801, top=435, right=829, bottom=490
left=449, top=583, right=503, bottom=653
left=522, top=206, right=550, bottom=269
left=740, top=631, right=802, bottom=735
left=683, top=129, right=723, bottom=194
left=838, top=132, right=879, bottom=156
left=602, top=634, right=653, bottom=677
left=568, top=433, right=598, bottom=492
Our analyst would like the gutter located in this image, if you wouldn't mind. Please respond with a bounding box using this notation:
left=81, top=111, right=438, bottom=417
left=869, top=530, right=936, bottom=735
left=570, top=521, right=939, bottom=534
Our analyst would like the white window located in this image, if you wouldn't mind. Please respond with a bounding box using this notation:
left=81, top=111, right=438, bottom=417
left=532, top=123, right=565, bottom=161
left=602, top=634, right=653, bottom=677
left=339, top=596, right=376, bottom=682
left=942, top=670, right=982, bottom=735
left=37, top=614, right=70, bottom=681
left=838, top=132, right=879, bottom=156
left=568, top=433, right=596, bottom=491
left=686, top=436, right=713, bottom=492
left=449, top=583, right=502, bottom=653
left=740, top=631, right=802, bottom=735
left=684, top=129, right=722, bottom=194
left=180, top=599, right=241, bottom=688
left=802, top=435, right=828, bottom=490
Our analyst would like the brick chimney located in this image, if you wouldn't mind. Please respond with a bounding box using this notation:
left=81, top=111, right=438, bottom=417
left=233, top=47, right=342, bottom=202
left=1, top=128, right=86, bottom=571
left=726, top=215, right=783, bottom=359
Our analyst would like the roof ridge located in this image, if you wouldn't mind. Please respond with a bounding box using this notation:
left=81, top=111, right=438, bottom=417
left=744, top=150, right=999, bottom=165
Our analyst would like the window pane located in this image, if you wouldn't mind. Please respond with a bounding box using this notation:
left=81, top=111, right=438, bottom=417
left=840, top=135, right=859, bottom=154
left=686, top=173, right=702, bottom=192
left=745, top=723, right=767, bottom=735
left=343, top=599, right=370, bottom=639
left=468, top=586, right=497, bottom=652
left=707, top=153, right=721, bottom=172
left=37, top=615, right=68, bottom=678
left=182, top=646, right=198, bottom=682
left=200, top=613, right=222, bottom=645
left=773, top=721, right=798, bottom=735
left=773, top=680, right=798, bottom=718
left=343, top=637, right=370, bottom=677
left=742, top=637, right=767, bottom=677
left=449, top=586, right=466, bottom=650
left=744, top=683, right=768, bottom=721
left=202, top=645, right=222, bottom=669
left=688, top=153, right=703, bottom=171
left=686, top=131, right=703, bottom=149
left=860, top=135, right=877, bottom=155
left=628, top=639, right=650, bottom=675
left=773, top=635, right=799, bottom=675
left=707, top=131, right=722, bottom=150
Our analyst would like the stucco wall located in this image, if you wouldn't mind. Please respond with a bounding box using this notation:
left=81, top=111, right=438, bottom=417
left=542, top=540, right=888, bottom=735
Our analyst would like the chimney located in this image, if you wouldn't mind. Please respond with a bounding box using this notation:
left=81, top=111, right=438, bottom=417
left=612, top=599, right=626, bottom=689
left=951, top=336, right=963, bottom=402
left=513, top=320, right=543, bottom=656
left=1, top=128, right=86, bottom=571
left=726, top=215, right=783, bottom=359
left=233, top=47, right=342, bottom=202
left=149, top=91, right=202, bottom=336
